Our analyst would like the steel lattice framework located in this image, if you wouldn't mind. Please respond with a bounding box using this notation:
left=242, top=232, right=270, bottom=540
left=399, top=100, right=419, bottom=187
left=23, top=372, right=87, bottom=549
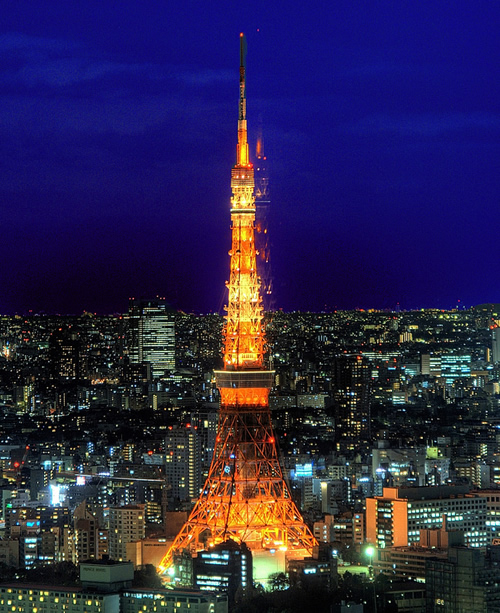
left=158, top=34, right=316, bottom=576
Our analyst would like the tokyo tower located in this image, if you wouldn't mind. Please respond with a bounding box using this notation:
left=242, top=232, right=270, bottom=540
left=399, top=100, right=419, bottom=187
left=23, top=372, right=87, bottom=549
left=158, top=33, right=316, bottom=575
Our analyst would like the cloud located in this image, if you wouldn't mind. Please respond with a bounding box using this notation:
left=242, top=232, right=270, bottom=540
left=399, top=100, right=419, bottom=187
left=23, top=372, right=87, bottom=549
left=341, top=58, right=419, bottom=79
left=0, top=93, right=177, bottom=134
left=17, top=57, right=158, bottom=87
left=0, top=31, right=232, bottom=90
left=0, top=32, right=78, bottom=55
left=0, top=33, right=158, bottom=88
left=346, top=112, right=500, bottom=137
left=176, top=68, right=233, bottom=86
left=0, top=30, right=234, bottom=142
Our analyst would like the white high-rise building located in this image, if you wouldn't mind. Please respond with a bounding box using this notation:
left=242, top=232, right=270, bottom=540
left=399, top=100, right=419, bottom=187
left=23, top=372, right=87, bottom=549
left=127, top=298, right=175, bottom=378
left=492, top=328, right=500, bottom=363
left=165, top=425, right=201, bottom=501
left=109, top=505, right=145, bottom=562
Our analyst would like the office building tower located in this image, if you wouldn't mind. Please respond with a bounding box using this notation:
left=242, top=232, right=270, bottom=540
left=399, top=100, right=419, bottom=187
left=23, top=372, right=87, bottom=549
left=159, top=34, right=316, bottom=576
left=49, top=326, right=82, bottom=382
left=190, top=408, right=219, bottom=479
left=421, top=353, right=442, bottom=377
left=440, top=353, right=471, bottom=385
left=127, top=298, right=175, bottom=379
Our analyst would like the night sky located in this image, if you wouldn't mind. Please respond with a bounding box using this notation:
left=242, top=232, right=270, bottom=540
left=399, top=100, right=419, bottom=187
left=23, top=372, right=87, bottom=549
left=1, top=2, right=498, bottom=315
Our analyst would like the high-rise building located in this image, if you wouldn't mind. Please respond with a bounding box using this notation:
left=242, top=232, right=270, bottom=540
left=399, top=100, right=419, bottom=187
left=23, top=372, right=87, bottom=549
left=74, top=500, right=99, bottom=563
left=108, top=505, right=145, bottom=562
left=189, top=408, right=218, bottom=480
left=313, top=515, right=335, bottom=544
left=492, top=328, right=500, bottom=363
left=49, top=326, right=83, bottom=383
left=332, top=355, right=371, bottom=450
left=421, top=353, right=442, bottom=377
left=127, top=298, right=175, bottom=379
left=158, top=34, right=316, bottom=577
left=471, top=489, right=500, bottom=544
left=165, top=425, right=201, bottom=501
left=421, top=352, right=472, bottom=384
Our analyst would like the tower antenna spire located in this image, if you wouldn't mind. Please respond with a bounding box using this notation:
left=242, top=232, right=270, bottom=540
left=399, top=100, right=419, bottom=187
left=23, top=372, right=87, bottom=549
left=237, top=32, right=249, bottom=166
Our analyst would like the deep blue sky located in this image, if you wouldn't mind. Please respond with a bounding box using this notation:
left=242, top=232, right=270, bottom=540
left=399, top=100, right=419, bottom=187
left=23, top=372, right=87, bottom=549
left=1, top=2, right=498, bottom=314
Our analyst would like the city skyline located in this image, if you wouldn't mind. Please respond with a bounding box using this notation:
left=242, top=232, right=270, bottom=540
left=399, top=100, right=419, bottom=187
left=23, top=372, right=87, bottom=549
left=1, top=3, right=498, bottom=315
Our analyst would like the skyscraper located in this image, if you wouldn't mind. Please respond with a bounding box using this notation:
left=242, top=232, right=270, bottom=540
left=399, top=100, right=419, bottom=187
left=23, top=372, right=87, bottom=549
left=126, top=298, right=175, bottom=379
left=333, top=354, right=372, bottom=450
left=158, top=34, right=316, bottom=577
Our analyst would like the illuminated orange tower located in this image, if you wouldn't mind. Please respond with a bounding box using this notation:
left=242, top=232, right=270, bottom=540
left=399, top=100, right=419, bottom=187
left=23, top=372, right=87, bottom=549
left=158, top=34, right=316, bottom=575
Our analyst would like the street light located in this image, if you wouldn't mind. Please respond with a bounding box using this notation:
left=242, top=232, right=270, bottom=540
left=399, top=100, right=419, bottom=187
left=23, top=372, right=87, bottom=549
left=364, top=545, right=377, bottom=613
left=365, top=545, right=375, bottom=577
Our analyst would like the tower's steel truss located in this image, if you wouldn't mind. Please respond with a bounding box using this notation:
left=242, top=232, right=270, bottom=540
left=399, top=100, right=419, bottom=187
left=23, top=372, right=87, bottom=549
left=158, top=34, right=316, bottom=576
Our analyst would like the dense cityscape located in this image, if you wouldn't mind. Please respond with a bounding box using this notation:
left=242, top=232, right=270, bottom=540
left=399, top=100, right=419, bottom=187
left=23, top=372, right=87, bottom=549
left=0, top=3, right=498, bottom=612
left=1, top=303, right=500, bottom=611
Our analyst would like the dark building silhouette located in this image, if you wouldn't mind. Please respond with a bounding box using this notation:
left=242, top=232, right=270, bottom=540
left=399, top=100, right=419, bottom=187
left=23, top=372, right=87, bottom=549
left=333, top=354, right=372, bottom=450
left=193, top=540, right=253, bottom=604
left=49, top=326, right=82, bottom=382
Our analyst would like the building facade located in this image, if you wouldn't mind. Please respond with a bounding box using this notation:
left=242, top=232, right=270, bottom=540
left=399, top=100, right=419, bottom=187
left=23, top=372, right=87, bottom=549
left=366, top=485, right=488, bottom=549
left=426, top=547, right=500, bottom=613
left=332, top=355, right=371, bottom=450
left=164, top=426, right=201, bottom=501
left=193, top=540, right=252, bottom=604
left=127, top=299, right=175, bottom=379
left=108, top=505, right=145, bottom=562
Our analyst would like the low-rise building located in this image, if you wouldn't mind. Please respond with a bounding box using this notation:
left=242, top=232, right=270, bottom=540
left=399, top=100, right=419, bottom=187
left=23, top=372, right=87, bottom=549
left=0, top=561, right=227, bottom=613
